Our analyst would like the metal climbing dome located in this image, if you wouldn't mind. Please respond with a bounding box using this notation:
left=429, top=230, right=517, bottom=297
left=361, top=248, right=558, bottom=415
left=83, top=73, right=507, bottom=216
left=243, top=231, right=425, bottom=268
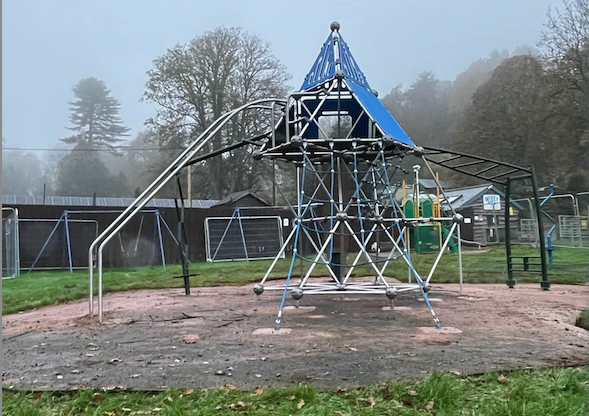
left=253, top=22, right=462, bottom=329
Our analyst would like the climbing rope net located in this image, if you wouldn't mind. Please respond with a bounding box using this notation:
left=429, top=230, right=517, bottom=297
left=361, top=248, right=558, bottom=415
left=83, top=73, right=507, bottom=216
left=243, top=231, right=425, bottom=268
left=254, top=137, right=462, bottom=329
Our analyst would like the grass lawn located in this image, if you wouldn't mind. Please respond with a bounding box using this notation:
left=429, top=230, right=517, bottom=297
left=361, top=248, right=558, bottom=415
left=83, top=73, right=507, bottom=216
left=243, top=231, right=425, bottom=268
left=3, top=368, right=588, bottom=415
left=577, top=309, right=589, bottom=331
left=3, top=246, right=588, bottom=315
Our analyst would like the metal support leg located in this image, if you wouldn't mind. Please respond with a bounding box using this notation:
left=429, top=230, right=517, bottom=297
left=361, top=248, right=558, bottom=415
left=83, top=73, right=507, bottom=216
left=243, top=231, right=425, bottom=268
left=531, top=166, right=550, bottom=290
left=64, top=211, right=73, bottom=273
left=505, top=177, right=515, bottom=288
left=156, top=210, right=166, bottom=269
left=457, top=224, right=463, bottom=294
left=175, top=175, right=190, bottom=295
left=29, top=213, right=65, bottom=273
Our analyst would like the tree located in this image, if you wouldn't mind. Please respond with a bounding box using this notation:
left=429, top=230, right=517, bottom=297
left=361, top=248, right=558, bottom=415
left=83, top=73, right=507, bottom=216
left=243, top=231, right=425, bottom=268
left=381, top=71, right=451, bottom=148
left=448, top=50, right=509, bottom=119
left=143, top=27, right=290, bottom=199
left=539, top=0, right=589, bottom=183
left=2, top=151, right=46, bottom=195
left=540, top=0, right=589, bottom=114
left=380, top=85, right=406, bottom=123
left=451, top=56, right=555, bottom=184
left=56, top=142, right=131, bottom=197
left=61, top=77, right=130, bottom=151
left=403, top=71, right=451, bottom=148
left=102, top=130, right=165, bottom=196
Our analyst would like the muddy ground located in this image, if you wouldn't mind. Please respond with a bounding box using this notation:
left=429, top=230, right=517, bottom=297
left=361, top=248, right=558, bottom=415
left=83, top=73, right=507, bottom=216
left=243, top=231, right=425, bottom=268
left=3, top=281, right=588, bottom=390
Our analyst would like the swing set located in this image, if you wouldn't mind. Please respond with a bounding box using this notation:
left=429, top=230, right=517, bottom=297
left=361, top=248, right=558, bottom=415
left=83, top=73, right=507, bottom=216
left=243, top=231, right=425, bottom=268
left=28, top=209, right=182, bottom=273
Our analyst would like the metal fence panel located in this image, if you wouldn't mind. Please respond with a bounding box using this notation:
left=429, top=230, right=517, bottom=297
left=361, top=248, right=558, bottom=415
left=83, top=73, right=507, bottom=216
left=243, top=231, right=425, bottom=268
left=2, top=208, right=20, bottom=278
left=205, top=216, right=284, bottom=262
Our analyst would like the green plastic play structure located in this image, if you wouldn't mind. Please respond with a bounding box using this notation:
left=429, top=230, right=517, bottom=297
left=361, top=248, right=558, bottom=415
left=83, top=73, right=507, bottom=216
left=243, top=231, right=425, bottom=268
left=404, top=183, right=458, bottom=254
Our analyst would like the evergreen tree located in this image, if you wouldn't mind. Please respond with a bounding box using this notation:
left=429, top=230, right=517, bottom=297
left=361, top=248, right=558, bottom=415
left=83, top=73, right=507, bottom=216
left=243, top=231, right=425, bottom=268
left=61, top=77, right=130, bottom=150
left=56, top=141, right=131, bottom=197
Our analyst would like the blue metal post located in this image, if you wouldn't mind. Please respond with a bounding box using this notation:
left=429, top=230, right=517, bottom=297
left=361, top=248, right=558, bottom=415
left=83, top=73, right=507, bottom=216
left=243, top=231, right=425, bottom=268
left=211, top=209, right=239, bottom=261
left=236, top=208, right=249, bottom=261
left=64, top=211, right=73, bottom=273
left=155, top=210, right=166, bottom=269
left=540, top=184, right=556, bottom=266
left=159, top=215, right=189, bottom=265
left=276, top=157, right=307, bottom=330
left=28, top=213, right=65, bottom=273
left=531, top=167, right=550, bottom=290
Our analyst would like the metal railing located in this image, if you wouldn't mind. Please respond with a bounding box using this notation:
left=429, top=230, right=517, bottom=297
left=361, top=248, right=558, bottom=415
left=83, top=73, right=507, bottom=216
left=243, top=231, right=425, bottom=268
left=88, top=98, right=287, bottom=322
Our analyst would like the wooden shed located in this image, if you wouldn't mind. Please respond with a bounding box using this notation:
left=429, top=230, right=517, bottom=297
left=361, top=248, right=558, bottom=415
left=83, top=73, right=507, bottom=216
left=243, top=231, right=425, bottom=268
left=442, top=184, right=525, bottom=245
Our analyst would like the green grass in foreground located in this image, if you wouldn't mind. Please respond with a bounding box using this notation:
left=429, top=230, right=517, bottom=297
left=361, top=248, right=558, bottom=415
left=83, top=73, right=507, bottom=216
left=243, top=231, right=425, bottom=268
left=2, top=368, right=588, bottom=416
left=3, top=246, right=588, bottom=315
left=577, top=309, right=589, bottom=331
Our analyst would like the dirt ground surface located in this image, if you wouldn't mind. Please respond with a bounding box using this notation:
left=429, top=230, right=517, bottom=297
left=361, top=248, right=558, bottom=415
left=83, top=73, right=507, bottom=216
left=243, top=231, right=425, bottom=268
left=3, top=280, right=589, bottom=391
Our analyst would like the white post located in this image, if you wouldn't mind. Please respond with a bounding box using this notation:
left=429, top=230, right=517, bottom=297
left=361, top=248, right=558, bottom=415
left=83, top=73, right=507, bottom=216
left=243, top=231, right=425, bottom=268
left=458, top=223, right=463, bottom=294
left=406, top=230, right=412, bottom=283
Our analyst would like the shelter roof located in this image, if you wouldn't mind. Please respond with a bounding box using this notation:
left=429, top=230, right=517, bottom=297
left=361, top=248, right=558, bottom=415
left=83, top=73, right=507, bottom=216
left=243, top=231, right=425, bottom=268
left=441, top=184, right=525, bottom=211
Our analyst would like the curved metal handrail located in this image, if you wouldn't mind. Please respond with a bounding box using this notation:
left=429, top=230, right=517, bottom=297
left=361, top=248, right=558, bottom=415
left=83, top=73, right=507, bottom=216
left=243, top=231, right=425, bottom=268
left=89, top=98, right=287, bottom=322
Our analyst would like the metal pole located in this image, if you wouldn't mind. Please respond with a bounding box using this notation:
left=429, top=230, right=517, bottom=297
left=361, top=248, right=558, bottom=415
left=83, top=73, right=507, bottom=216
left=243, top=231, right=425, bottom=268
left=28, top=212, right=65, bottom=273
left=275, top=153, right=306, bottom=330
left=436, top=172, right=442, bottom=249
left=133, top=215, right=145, bottom=253
left=64, top=211, right=73, bottom=273
left=155, top=210, right=166, bottom=269
left=271, top=105, right=277, bottom=206
left=413, top=165, right=420, bottom=215
left=149, top=213, right=157, bottom=268
left=425, top=222, right=457, bottom=284
left=373, top=170, right=380, bottom=261
left=337, top=156, right=345, bottom=280
left=406, top=229, right=412, bottom=283
left=457, top=223, right=463, bottom=294
left=177, top=178, right=190, bottom=295
left=187, top=165, right=192, bottom=208
left=211, top=210, right=238, bottom=261
left=504, top=178, right=514, bottom=288
left=530, top=166, right=550, bottom=290
left=237, top=208, right=249, bottom=261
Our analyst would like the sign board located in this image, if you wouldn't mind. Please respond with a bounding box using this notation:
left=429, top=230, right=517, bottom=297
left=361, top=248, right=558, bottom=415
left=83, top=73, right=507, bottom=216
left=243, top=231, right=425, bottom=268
left=483, top=194, right=501, bottom=210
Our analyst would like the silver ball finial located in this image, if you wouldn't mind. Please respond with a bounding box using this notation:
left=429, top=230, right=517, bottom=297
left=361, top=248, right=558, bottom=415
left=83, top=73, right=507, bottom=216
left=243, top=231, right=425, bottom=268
left=292, top=287, right=304, bottom=300
left=330, top=21, right=340, bottom=31
left=253, top=283, right=264, bottom=295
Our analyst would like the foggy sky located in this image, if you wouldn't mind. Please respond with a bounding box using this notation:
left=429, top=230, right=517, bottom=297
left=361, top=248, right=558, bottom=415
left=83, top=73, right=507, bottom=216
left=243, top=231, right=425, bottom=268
left=3, top=0, right=555, bottom=148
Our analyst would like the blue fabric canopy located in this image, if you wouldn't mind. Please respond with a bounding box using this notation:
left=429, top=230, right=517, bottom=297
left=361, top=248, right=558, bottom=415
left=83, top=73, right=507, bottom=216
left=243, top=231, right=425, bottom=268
left=347, top=80, right=415, bottom=146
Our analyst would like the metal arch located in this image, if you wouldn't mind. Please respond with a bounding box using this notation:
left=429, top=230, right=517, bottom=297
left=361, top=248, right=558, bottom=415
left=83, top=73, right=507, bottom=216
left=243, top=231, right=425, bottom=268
left=88, top=98, right=287, bottom=322
left=420, top=146, right=532, bottom=185
left=419, top=145, right=549, bottom=290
